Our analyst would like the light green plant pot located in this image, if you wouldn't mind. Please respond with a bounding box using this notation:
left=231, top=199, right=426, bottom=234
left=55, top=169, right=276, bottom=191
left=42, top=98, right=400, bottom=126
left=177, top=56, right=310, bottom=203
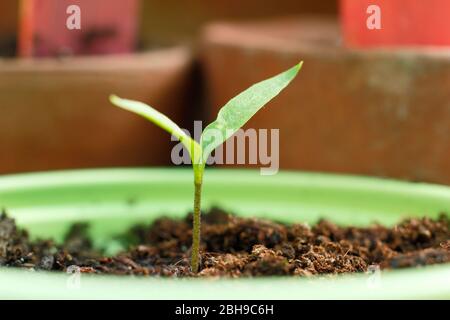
left=0, top=168, right=449, bottom=299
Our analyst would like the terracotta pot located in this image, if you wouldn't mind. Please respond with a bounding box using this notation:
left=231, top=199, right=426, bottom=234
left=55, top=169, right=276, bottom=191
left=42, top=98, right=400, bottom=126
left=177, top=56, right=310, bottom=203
left=200, top=17, right=450, bottom=184
left=139, top=0, right=337, bottom=47
left=19, top=0, right=139, bottom=57
left=0, top=46, right=194, bottom=173
left=340, top=0, right=450, bottom=48
left=0, top=0, right=19, bottom=57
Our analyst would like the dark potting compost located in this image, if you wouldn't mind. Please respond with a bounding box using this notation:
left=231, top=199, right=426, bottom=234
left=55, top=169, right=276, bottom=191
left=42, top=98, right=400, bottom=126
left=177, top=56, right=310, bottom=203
left=0, top=208, right=448, bottom=277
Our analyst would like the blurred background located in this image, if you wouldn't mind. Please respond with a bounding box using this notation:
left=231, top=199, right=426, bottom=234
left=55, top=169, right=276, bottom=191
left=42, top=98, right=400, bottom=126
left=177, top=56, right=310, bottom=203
left=0, top=0, right=449, bottom=184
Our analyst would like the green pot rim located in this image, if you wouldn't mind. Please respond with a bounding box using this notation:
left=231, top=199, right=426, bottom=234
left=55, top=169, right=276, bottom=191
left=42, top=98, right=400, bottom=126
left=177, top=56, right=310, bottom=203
left=0, top=168, right=449, bottom=299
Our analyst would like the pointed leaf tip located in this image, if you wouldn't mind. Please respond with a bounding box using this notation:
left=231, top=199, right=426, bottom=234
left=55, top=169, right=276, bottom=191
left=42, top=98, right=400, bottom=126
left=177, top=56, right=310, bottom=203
left=292, top=61, right=303, bottom=75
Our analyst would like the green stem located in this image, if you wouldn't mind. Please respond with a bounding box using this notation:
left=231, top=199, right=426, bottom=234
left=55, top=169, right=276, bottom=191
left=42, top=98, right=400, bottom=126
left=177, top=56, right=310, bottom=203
left=191, top=165, right=204, bottom=273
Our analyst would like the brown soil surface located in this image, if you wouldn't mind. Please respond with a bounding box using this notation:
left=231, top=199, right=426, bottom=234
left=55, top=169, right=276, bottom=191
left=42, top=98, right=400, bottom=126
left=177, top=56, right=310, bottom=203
left=0, top=208, right=449, bottom=277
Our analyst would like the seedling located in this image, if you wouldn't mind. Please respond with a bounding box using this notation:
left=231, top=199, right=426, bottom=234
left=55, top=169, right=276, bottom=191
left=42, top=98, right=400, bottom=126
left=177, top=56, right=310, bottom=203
left=110, top=62, right=302, bottom=272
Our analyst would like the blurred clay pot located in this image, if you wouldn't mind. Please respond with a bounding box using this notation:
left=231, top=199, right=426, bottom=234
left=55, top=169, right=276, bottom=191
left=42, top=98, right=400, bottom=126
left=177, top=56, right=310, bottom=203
left=0, top=46, right=193, bottom=173
left=200, top=17, right=450, bottom=185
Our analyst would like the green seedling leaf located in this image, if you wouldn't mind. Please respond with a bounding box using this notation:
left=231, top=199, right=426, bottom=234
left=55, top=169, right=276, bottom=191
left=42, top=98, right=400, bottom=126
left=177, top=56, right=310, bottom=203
left=110, top=62, right=302, bottom=273
left=110, top=95, right=202, bottom=164
left=200, top=61, right=303, bottom=162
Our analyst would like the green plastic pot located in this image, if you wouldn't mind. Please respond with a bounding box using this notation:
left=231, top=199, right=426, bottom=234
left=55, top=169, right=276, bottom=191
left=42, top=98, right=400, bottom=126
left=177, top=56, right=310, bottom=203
left=0, top=168, right=449, bottom=299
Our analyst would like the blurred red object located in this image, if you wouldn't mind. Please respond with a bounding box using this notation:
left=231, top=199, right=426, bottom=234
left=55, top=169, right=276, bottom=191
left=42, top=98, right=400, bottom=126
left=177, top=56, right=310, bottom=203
left=340, top=0, right=450, bottom=47
left=18, top=0, right=139, bottom=57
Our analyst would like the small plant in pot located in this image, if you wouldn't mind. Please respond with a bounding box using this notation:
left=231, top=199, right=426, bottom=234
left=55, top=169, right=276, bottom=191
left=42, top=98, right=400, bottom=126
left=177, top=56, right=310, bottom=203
left=0, top=63, right=449, bottom=298
left=110, top=62, right=303, bottom=272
